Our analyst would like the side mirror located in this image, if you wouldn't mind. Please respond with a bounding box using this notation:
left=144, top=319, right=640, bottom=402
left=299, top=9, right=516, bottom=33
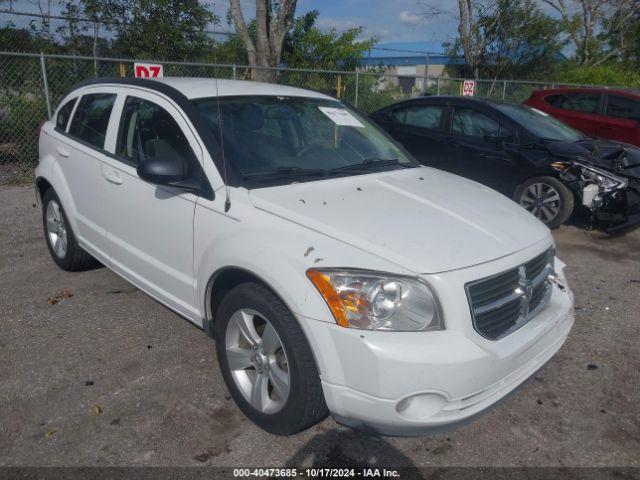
left=483, top=131, right=509, bottom=146
left=137, top=154, right=187, bottom=187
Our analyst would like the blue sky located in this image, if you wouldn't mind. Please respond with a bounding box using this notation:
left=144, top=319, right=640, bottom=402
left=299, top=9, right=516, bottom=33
left=212, top=0, right=456, bottom=47
left=8, top=0, right=457, bottom=48
left=297, top=0, right=455, bottom=44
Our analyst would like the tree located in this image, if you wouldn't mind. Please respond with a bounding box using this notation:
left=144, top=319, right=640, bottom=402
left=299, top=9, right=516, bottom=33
left=478, top=0, right=565, bottom=80
left=419, top=0, right=504, bottom=78
left=229, top=0, right=297, bottom=81
left=542, top=0, right=640, bottom=66
left=601, top=0, right=640, bottom=66
left=86, top=0, right=215, bottom=61
left=426, top=0, right=563, bottom=79
left=281, top=10, right=376, bottom=71
left=455, top=0, right=495, bottom=78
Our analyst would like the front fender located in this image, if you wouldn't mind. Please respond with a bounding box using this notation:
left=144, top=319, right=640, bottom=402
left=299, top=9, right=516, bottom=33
left=193, top=198, right=409, bottom=323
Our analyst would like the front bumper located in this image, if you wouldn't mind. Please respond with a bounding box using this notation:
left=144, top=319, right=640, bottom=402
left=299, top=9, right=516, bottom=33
left=590, top=179, right=640, bottom=232
left=299, top=263, right=574, bottom=436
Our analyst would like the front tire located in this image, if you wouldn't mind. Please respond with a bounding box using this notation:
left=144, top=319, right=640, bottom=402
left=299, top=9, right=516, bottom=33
left=515, top=176, right=574, bottom=229
left=42, top=189, right=97, bottom=271
left=214, top=282, right=328, bottom=435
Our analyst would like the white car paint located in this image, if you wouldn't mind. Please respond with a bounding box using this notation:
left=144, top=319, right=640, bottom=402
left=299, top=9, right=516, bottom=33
left=37, top=77, right=574, bottom=435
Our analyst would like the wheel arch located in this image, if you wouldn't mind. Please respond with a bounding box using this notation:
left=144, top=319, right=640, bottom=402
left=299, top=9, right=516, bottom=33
left=511, top=168, right=576, bottom=200
left=204, top=266, right=283, bottom=326
left=35, top=176, right=53, bottom=205
left=202, top=265, right=325, bottom=374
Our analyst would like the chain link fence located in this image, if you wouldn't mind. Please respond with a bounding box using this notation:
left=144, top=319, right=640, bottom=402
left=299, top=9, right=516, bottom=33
left=0, top=50, right=611, bottom=184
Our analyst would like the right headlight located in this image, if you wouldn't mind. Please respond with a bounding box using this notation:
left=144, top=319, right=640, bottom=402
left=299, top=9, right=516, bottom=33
left=306, top=268, right=442, bottom=332
left=576, top=162, right=628, bottom=192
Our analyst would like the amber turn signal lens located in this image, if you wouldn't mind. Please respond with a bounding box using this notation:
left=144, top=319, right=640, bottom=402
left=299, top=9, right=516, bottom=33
left=306, top=269, right=349, bottom=327
left=550, top=161, right=570, bottom=172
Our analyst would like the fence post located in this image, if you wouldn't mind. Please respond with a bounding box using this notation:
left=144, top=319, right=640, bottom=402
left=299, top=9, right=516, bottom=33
left=422, top=68, right=428, bottom=95
left=354, top=70, right=359, bottom=107
left=232, top=64, right=237, bottom=80
left=40, top=53, right=52, bottom=120
left=437, top=76, right=441, bottom=95
left=502, top=79, right=507, bottom=100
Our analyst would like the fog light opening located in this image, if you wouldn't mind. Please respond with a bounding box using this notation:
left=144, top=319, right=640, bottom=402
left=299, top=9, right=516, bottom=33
left=395, top=392, right=447, bottom=421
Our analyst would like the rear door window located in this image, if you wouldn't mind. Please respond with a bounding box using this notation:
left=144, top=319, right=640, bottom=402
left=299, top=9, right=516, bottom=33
left=606, top=95, right=640, bottom=121
left=555, top=93, right=600, bottom=114
left=68, top=93, right=116, bottom=149
left=55, top=98, right=77, bottom=132
left=391, top=104, right=445, bottom=129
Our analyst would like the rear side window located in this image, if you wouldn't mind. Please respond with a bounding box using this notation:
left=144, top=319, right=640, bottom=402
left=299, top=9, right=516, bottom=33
left=55, top=98, right=77, bottom=131
left=391, top=104, right=444, bottom=129
left=115, top=96, right=196, bottom=167
left=543, top=94, right=563, bottom=107
left=68, top=93, right=116, bottom=149
left=554, top=93, right=599, bottom=114
left=606, top=95, right=640, bottom=120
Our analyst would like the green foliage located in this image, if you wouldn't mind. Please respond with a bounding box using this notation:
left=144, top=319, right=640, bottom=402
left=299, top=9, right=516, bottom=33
left=0, top=91, right=46, bottom=176
left=99, top=0, right=216, bottom=61
left=0, top=26, right=58, bottom=54
left=556, top=65, right=640, bottom=88
left=281, top=10, right=376, bottom=70
left=210, top=34, right=248, bottom=64
left=445, top=0, right=565, bottom=80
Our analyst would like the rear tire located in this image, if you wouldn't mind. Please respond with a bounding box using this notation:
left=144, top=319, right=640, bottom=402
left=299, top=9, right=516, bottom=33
left=214, top=282, right=328, bottom=435
left=515, top=176, right=574, bottom=229
left=42, top=189, right=97, bottom=271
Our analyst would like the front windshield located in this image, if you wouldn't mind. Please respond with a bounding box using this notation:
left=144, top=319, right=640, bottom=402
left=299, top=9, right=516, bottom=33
left=494, top=103, right=587, bottom=142
left=193, top=95, right=418, bottom=188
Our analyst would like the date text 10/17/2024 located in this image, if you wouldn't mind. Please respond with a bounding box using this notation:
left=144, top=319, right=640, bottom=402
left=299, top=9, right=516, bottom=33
left=233, top=468, right=401, bottom=478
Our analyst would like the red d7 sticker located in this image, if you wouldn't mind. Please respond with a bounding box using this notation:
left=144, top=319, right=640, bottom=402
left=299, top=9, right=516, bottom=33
left=134, top=63, right=164, bottom=78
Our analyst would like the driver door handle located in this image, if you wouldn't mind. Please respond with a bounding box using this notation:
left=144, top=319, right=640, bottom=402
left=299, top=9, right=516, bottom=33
left=103, top=170, right=123, bottom=185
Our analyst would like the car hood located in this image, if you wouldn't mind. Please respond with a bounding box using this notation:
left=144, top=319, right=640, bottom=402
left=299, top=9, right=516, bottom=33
left=248, top=168, right=550, bottom=273
left=546, top=139, right=640, bottom=178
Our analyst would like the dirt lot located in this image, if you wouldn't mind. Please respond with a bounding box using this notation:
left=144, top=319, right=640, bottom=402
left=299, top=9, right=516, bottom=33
left=1, top=184, right=639, bottom=468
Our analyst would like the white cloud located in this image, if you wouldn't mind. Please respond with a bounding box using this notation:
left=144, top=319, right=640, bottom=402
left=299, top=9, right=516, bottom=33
left=399, top=11, right=425, bottom=26
left=316, top=17, right=359, bottom=31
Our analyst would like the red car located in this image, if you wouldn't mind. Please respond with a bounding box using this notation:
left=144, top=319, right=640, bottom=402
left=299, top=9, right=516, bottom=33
left=524, top=88, right=640, bottom=146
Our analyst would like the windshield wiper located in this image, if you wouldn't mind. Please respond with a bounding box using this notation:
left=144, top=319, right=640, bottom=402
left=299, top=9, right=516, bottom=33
left=242, top=166, right=326, bottom=179
left=327, top=158, right=411, bottom=174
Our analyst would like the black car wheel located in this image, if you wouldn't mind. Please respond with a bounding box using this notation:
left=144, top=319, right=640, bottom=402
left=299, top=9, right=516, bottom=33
left=214, top=282, right=328, bottom=435
left=515, top=176, right=574, bottom=228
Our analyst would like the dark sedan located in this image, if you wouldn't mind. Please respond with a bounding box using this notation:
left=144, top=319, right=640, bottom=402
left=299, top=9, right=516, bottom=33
left=371, top=97, right=640, bottom=231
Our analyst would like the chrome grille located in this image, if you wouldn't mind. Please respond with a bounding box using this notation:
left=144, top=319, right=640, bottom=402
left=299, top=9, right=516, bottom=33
left=466, top=248, right=554, bottom=340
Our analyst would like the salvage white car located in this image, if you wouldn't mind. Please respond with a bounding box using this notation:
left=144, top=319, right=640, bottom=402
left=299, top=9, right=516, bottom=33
left=36, top=77, right=575, bottom=435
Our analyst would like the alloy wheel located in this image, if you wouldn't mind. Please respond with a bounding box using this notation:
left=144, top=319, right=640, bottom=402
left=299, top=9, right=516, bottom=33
left=225, top=308, right=290, bottom=414
left=46, top=200, right=68, bottom=258
left=519, top=182, right=561, bottom=223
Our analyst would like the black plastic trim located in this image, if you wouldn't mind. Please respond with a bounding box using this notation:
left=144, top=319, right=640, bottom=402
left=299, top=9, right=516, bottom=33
left=60, top=77, right=217, bottom=198
left=64, top=77, right=238, bottom=184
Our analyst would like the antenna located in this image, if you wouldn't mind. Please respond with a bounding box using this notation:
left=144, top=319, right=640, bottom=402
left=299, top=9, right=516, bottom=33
left=214, top=76, right=231, bottom=212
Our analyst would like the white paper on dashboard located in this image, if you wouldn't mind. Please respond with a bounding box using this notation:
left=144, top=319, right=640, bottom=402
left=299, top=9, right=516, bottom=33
left=318, top=107, right=365, bottom=127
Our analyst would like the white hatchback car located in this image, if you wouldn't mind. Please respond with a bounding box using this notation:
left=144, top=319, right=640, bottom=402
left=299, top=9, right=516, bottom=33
left=36, top=77, right=575, bottom=436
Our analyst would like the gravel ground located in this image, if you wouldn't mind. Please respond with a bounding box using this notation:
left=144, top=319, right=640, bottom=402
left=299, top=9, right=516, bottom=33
left=0, top=185, right=639, bottom=468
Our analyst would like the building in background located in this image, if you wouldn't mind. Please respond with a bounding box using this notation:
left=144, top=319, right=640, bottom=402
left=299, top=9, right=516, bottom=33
left=360, top=42, right=464, bottom=94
